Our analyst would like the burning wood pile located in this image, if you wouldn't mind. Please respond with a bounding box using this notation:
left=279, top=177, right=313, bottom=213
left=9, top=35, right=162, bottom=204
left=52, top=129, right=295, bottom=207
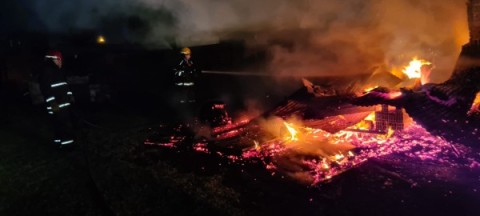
left=144, top=58, right=480, bottom=185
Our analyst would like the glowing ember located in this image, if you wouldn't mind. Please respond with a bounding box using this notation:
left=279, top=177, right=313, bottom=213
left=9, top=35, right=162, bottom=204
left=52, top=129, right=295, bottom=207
left=388, top=91, right=403, bottom=99
left=402, top=58, right=431, bottom=79
left=334, top=153, right=345, bottom=161
left=148, top=112, right=476, bottom=186
left=348, top=151, right=354, bottom=157
left=242, top=123, right=471, bottom=185
left=193, top=142, right=209, bottom=153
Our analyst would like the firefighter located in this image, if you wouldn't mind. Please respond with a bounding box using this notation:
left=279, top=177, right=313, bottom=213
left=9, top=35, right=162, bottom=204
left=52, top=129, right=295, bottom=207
left=173, top=47, right=200, bottom=103
left=39, top=50, right=76, bottom=149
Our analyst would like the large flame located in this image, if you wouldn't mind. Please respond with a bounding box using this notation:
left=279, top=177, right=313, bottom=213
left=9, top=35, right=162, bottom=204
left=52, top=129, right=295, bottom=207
left=402, top=58, right=431, bottom=79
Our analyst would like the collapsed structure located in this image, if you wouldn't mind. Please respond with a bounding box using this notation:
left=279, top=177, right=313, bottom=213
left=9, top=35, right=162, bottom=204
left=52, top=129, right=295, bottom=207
left=144, top=1, right=480, bottom=185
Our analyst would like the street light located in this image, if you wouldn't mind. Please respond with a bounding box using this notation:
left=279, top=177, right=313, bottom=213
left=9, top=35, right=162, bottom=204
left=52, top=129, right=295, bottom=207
left=97, top=35, right=106, bottom=44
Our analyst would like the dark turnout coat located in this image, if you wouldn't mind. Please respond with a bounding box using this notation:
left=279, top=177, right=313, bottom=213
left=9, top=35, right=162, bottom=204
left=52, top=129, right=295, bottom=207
left=174, top=58, right=200, bottom=86
left=38, top=59, right=75, bottom=146
left=39, top=60, right=73, bottom=114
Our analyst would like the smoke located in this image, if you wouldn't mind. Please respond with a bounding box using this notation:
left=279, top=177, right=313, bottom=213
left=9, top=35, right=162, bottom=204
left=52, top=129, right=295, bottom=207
left=136, top=0, right=469, bottom=82
left=234, top=0, right=468, bottom=82
left=18, top=0, right=177, bottom=46
left=20, top=0, right=469, bottom=81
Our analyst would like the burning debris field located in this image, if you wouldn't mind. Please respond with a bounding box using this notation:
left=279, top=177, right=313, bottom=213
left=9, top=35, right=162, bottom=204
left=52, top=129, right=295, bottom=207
left=131, top=61, right=480, bottom=214
left=126, top=46, right=480, bottom=214
left=143, top=78, right=480, bottom=187
left=139, top=54, right=480, bottom=186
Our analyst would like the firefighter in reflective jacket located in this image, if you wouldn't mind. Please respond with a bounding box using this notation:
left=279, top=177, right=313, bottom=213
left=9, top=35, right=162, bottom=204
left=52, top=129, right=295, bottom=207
left=39, top=51, right=75, bottom=148
left=174, top=47, right=199, bottom=103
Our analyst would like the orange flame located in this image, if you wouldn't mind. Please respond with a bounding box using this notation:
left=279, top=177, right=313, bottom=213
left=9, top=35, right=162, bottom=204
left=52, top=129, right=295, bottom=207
left=384, top=127, right=395, bottom=140
left=364, top=86, right=379, bottom=93
left=254, top=140, right=260, bottom=150
left=351, top=112, right=376, bottom=130
left=283, top=122, right=299, bottom=141
left=402, top=58, right=431, bottom=79
left=469, top=92, right=480, bottom=115
left=348, top=110, right=397, bottom=140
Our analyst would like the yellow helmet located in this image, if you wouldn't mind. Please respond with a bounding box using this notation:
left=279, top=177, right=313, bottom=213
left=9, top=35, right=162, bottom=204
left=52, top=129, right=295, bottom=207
left=180, top=47, right=191, bottom=55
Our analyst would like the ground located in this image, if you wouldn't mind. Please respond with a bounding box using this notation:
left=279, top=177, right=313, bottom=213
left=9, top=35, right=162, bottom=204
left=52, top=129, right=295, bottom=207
left=1, top=76, right=480, bottom=216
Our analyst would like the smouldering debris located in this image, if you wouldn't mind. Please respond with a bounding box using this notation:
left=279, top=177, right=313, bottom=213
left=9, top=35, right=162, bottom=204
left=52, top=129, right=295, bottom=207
left=146, top=119, right=478, bottom=185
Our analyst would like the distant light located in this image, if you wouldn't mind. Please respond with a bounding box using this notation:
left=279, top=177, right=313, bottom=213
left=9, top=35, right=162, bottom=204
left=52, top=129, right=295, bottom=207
left=97, top=35, right=106, bottom=44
